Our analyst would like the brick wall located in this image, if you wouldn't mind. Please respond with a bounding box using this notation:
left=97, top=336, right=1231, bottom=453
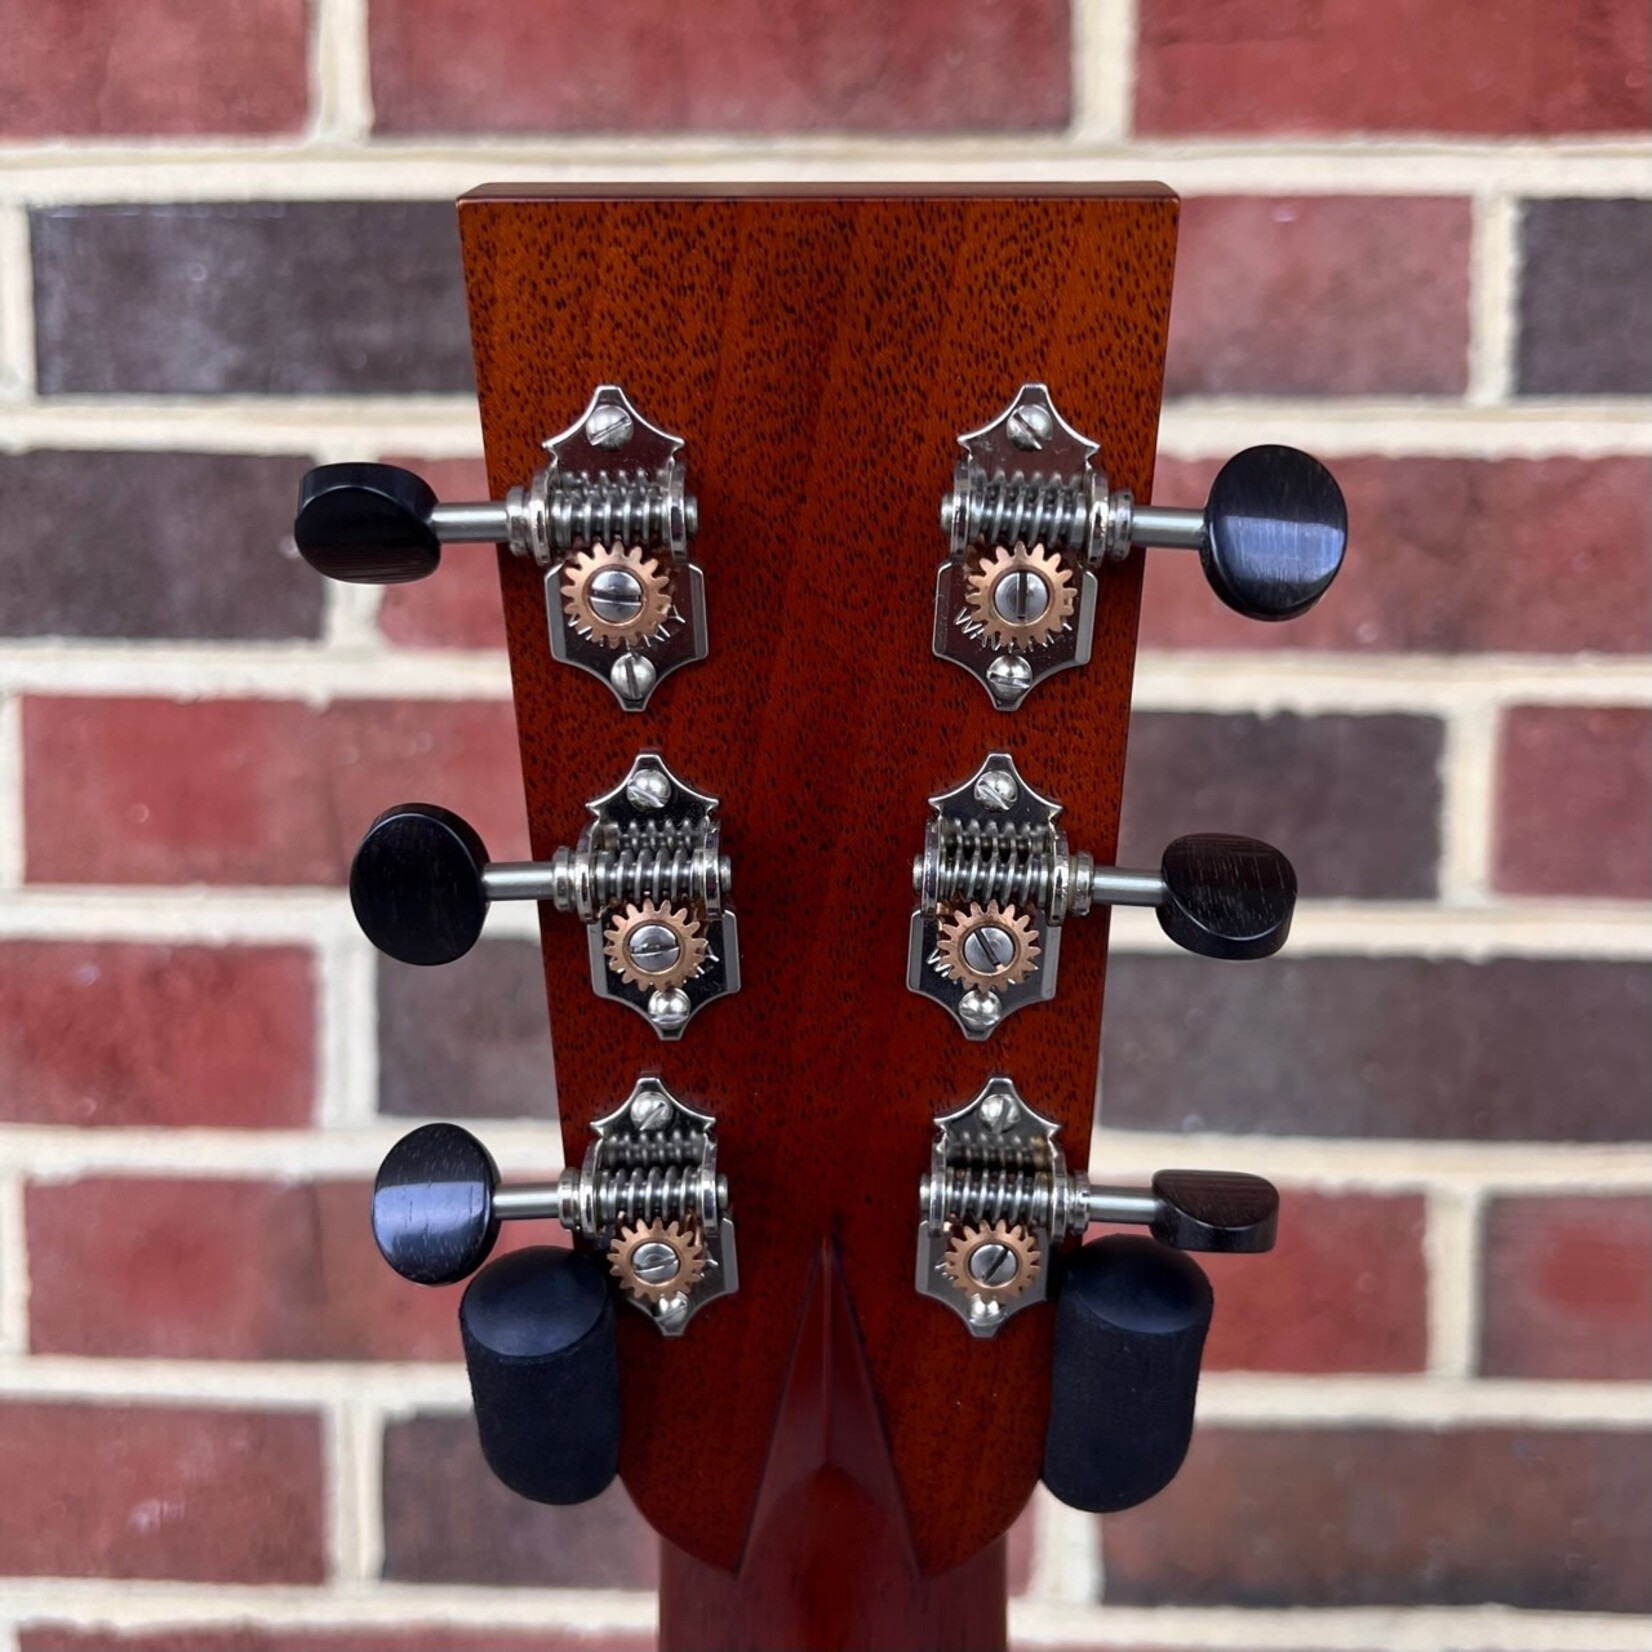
left=0, top=2, right=1647, bottom=1649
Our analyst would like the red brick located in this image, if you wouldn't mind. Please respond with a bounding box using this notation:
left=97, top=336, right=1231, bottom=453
left=1140, top=456, right=1652, bottom=655
left=23, top=697, right=527, bottom=886
left=1494, top=706, right=1652, bottom=899
left=0, top=0, right=309, bottom=137
left=1480, top=1195, right=1652, bottom=1380
left=29, top=1178, right=457, bottom=1361
left=1136, top=0, right=1651, bottom=137
left=0, top=1402, right=324, bottom=1582
left=369, top=0, right=1069, bottom=134
left=377, top=457, right=508, bottom=651
left=1101, top=1426, right=1652, bottom=1610
left=1165, top=197, right=1470, bottom=397
left=0, top=941, right=314, bottom=1128
left=22, top=1635, right=650, bottom=1652
left=1103, top=1190, right=1426, bottom=1374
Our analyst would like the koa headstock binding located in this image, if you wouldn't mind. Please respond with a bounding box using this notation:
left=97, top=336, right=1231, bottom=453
left=294, top=185, right=1347, bottom=1652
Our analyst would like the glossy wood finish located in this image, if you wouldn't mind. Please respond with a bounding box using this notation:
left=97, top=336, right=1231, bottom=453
left=457, top=187, right=1178, bottom=1603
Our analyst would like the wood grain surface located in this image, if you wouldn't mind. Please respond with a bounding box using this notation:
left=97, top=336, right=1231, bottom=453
left=457, top=185, right=1178, bottom=1584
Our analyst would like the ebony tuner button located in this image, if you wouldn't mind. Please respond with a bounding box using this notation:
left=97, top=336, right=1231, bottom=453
left=1149, top=1169, right=1279, bottom=1253
left=371, top=1120, right=568, bottom=1286
left=349, top=803, right=494, bottom=966
left=1129, top=445, right=1347, bottom=623
left=372, top=1121, right=502, bottom=1285
left=295, top=463, right=444, bottom=584
left=1157, top=833, right=1296, bottom=961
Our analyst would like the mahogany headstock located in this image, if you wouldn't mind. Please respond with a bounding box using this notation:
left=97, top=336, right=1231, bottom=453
left=293, top=186, right=1347, bottom=1639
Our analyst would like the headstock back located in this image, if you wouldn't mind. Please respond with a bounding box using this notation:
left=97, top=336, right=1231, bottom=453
left=457, top=185, right=1174, bottom=1575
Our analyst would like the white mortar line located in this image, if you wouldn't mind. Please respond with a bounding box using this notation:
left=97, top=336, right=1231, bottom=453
left=2, top=886, right=1647, bottom=959
left=0, top=139, right=1647, bottom=201
left=0, top=1625, right=17, bottom=1652
left=0, top=695, right=22, bottom=890
left=1468, top=193, right=1519, bottom=406
left=1009, top=1601, right=1652, bottom=1650
left=310, top=0, right=375, bottom=145
left=0, top=202, right=34, bottom=399
left=0, top=1172, right=27, bottom=1356
left=4, top=397, right=1649, bottom=458
left=0, top=640, right=1648, bottom=710
left=0, top=1591, right=1641, bottom=1651
left=0, top=1579, right=657, bottom=1633
left=1071, top=0, right=1136, bottom=146
left=1027, top=1484, right=1101, bottom=1604
left=316, top=931, right=378, bottom=1129
left=1438, top=698, right=1499, bottom=905
left=327, top=1395, right=382, bottom=1585
left=0, top=1356, right=1646, bottom=1424
left=1425, top=1185, right=1482, bottom=1380
left=0, top=1116, right=1646, bottom=1185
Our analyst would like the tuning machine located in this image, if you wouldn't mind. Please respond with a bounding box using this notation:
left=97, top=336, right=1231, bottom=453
left=373, top=1075, right=737, bottom=1335
left=295, top=385, right=705, bottom=711
left=909, top=752, right=1294, bottom=1038
left=350, top=752, right=738, bottom=1039
left=936, top=382, right=1347, bottom=709
left=917, top=1076, right=1277, bottom=1339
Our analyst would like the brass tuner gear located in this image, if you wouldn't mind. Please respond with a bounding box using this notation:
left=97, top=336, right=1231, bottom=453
left=965, top=541, right=1076, bottom=651
left=603, top=899, right=709, bottom=991
left=561, top=543, right=674, bottom=648
left=943, top=1220, right=1041, bottom=1302
left=609, top=1217, right=708, bottom=1305
left=935, top=900, right=1041, bottom=991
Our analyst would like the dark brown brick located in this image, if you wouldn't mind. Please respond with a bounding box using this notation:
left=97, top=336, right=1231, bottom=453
left=1518, top=199, right=1652, bottom=394
left=0, top=0, right=309, bottom=138
left=0, top=451, right=321, bottom=640
left=32, top=204, right=471, bottom=396
left=1100, top=1426, right=1652, bottom=1611
left=1192, top=1191, right=1427, bottom=1374
left=1100, top=956, right=1652, bottom=1141
left=1480, top=1195, right=1652, bottom=1380
left=26, top=1177, right=466, bottom=1361
left=1120, top=713, right=1442, bottom=900
left=377, top=456, right=507, bottom=650
left=0, top=940, right=314, bottom=1128
left=0, top=1402, right=324, bottom=1582
left=1494, top=706, right=1652, bottom=899
left=1140, top=455, right=1652, bottom=655
left=369, top=0, right=1070, bottom=134
left=22, top=1634, right=651, bottom=1652
left=1166, top=198, right=1471, bottom=396
left=23, top=696, right=527, bottom=886
left=1135, top=0, right=1652, bottom=136
left=379, top=941, right=554, bottom=1119
left=382, top=1412, right=656, bottom=1588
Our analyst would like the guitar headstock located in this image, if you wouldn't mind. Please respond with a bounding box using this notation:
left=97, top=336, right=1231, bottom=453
left=294, top=186, right=1346, bottom=1621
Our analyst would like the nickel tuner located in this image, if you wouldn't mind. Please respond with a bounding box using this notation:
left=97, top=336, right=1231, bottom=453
left=293, top=385, right=704, bottom=710
left=348, top=753, right=738, bottom=1039
left=936, top=382, right=1347, bottom=708
left=371, top=1076, right=737, bottom=1335
left=916, top=1076, right=1277, bottom=1338
left=909, top=752, right=1296, bottom=1037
